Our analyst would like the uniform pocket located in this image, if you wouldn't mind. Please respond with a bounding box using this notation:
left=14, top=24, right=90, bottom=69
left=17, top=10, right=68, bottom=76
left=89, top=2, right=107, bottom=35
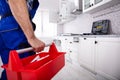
left=0, top=28, right=26, bottom=49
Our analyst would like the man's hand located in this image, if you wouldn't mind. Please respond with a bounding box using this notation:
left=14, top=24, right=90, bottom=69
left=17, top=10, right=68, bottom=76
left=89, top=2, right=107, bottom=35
left=28, top=37, right=45, bottom=52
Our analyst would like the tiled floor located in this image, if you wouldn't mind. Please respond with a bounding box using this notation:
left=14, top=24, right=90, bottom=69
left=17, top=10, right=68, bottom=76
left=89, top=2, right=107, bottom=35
left=52, top=61, right=96, bottom=80
left=0, top=48, right=96, bottom=80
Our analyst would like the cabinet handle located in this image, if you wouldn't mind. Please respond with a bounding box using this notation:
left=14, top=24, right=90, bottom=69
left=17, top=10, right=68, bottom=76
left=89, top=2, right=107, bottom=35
left=89, top=5, right=91, bottom=7
left=95, top=41, right=98, bottom=44
left=60, top=15, right=62, bottom=17
left=65, top=38, right=67, bottom=40
left=91, top=3, right=94, bottom=6
left=70, top=51, right=72, bottom=53
left=70, top=42, right=72, bottom=44
left=84, top=38, right=87, bottom=40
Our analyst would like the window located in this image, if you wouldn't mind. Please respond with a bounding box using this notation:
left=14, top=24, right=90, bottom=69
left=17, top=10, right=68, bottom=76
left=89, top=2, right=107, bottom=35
left=33, top=9, right=57, bottom=37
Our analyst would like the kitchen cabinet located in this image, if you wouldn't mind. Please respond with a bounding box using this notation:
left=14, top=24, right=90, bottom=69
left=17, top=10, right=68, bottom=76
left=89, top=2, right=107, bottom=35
left=78, top=37, right=120, bottom=80
left=59, top=35, right=120, bottom=80
left=82, top=0, right=120, bottom=13
left=78, top=37, right=96, bottom=73
left=95, top=38, right=120, bottom=80
left=59, top=36, right=79, bottom=64
left=59, top=0, right=71, bottom=22
left=83, top=0, right=95, bottom=10
left=69, top=42, right=79, bottom=64
left=58, top=0, right=76, bottom=24
left=59, top=36, right=73, bottom=63
left=94, top=0, right=103, bottom=4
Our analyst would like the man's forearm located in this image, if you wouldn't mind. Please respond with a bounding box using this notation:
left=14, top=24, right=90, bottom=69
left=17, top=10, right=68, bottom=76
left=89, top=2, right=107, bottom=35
left=8, top=0, right=35, bottom=40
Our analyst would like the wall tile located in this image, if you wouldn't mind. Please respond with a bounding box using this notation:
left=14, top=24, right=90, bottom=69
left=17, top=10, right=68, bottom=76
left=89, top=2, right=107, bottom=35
left=92, top=4, right=120, bottom=34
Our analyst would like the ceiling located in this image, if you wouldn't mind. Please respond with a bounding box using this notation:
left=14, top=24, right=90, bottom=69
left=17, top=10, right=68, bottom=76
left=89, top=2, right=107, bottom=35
left=38, top=0, right=59, bottom=11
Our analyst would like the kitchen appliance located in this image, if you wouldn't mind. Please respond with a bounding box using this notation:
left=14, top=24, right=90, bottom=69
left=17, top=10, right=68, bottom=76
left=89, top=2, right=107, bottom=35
left=83, top=20, right=110, bottom=35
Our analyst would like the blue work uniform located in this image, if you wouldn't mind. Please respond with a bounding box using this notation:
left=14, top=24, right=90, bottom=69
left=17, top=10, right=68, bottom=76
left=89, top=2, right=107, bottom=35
left=0, top=0, right=39, bottom=80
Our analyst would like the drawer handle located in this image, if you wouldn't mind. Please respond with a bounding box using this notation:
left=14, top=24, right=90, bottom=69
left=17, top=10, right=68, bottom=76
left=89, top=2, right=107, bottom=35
left=84, top=38, right=87, bottom=40
left=70, top=42, right=72, bottom=44
left=95, top=41, right=98, bottom=44
left=91, top=3, right=94, bottom=6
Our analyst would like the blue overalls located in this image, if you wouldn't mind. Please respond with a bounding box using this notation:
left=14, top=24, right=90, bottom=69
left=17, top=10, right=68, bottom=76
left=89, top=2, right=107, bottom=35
left=0, top=0, right=39, bottom=80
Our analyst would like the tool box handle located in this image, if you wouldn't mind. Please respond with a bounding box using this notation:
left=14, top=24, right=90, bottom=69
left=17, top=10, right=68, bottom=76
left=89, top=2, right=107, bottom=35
left=16, top=43, right=52, bottom=54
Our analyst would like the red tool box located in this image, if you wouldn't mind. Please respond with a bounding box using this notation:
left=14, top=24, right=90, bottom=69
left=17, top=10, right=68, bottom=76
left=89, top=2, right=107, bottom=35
left=2, top=43, right=65, bottom=80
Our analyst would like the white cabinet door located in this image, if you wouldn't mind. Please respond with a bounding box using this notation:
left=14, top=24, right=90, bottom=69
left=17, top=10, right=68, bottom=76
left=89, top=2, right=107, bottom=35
left=69, top=42, right=79, bottom=63
left=96, top=38, right=120, bottom=80
left=58, top=0, right=77, bottom=24
left=83, top=0, right=94, bottom=10
left=82, top=0, right=120, bottom=13
left=60, top=37, right=73, bottom=63
left=60, top=37, right=73, bottom=51
left=82, top=0, right=104, bottom=12
left=59, top=0, right=71, bottom=22
left=83, top=0, right=91, bottom=10
left=60, top=36, right=80, bottom=64
left=94, top=0, right=103, bottom=4
left=78, top=37, right=95, bottom=72
left=59, top=3, right=68, bottom=20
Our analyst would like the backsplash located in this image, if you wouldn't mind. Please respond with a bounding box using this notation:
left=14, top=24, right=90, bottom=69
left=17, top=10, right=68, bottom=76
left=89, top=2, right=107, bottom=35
left=63, top=3, right=120, bottom=35
left=92, top=4, right=120, bottom=34
left=63, top=13, right=93, bottom=34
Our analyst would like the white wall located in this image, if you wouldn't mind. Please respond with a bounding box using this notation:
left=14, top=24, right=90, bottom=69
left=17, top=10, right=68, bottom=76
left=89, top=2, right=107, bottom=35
left=63, top=14, right=93, bottom=34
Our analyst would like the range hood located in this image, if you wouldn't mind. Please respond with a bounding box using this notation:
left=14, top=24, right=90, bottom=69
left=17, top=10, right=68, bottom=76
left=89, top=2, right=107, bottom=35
left=71, top=0, right=82, bottom=15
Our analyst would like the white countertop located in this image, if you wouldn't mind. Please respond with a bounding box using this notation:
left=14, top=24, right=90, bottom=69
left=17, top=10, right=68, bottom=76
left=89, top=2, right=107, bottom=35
left=81, top=35, right=120, bottom=38
left=57, top=34, right=120, bottom=38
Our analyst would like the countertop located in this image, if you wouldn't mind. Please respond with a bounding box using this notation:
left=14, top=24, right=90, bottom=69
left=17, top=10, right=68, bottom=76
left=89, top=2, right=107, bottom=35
left=57, top=34, right=120, bottom=38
